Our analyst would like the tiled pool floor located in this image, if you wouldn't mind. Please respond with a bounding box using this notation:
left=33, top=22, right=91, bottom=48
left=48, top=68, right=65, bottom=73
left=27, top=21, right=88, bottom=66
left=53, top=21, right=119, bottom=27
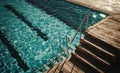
left=0, top=0, right=108, bottom=73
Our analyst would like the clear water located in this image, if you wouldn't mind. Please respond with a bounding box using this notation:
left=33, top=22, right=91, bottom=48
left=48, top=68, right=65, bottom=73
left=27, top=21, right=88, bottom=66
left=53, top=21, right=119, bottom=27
left=0, top=0, right=108, bottom=73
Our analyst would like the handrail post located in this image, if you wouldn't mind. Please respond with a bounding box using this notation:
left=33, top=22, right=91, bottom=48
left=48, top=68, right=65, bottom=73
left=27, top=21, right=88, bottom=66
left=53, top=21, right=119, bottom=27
left=58, top=35, right=63, bottom=60
left=71, top=8, right=92, bottom=44
left=86, top=11, right=90, bottom=31
left=71, top=10, right=88, bottom=44
left=51, top=39, right=54, bottom=55
left=66, top=35, right=69, bottom=55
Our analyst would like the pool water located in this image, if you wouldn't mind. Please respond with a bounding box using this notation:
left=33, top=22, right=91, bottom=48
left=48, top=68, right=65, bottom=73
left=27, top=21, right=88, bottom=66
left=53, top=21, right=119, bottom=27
left=26, top=0, right=108, bottom=31
left=0, top=0, right=108, bottom=73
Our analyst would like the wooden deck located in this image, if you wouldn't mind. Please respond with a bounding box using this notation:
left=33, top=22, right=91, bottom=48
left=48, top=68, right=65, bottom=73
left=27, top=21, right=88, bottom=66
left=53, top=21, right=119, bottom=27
left=45, top=14, right=120, bottom=73
left=67, top=0, right=120, bottom=14
left=87, top=15, right=120, bottom=50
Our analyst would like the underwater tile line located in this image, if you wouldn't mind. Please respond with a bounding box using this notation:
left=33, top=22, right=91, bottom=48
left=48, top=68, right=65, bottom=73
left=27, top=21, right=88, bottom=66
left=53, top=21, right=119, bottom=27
left=4, top=4, right=48, bottom=41
left=26, top=0, right=78, bottom=30
left=0, top=31, right=29, bottom=72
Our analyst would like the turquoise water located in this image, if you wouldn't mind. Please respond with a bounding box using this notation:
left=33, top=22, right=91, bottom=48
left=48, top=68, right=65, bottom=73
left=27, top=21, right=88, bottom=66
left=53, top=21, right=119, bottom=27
left=0, top=0, right=108, bottom=73
left=26, top=0, right=108, bottom=31
left=0, top=39, right=24, bottom=73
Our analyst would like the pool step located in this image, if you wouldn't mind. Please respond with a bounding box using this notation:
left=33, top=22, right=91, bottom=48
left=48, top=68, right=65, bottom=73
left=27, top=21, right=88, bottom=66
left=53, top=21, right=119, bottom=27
left=71, top=51, right=104, bottom=73
left=46, top=57, right=85, bottom=73
left=59, top=60, right=85, bottom=73
left=69, top=33, right=119, bottom=73
left=75, top=45, right=110, bottom=70
left=85, top=30, right=120, bottom=57
left=80, top=38, right=115, bottom=63
left=46, top=35, right=119, bottom=73
left=64, top=61, right=84, bottom=73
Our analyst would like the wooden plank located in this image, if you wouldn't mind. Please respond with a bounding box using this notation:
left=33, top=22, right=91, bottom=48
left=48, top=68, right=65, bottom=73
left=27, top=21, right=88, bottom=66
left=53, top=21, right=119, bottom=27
left=45, top=58, right=84, bottom=73
left=98, top=22, right=120, bottom=39
left=66, top=61, right=85, bottom=73
left=110, top=15, right=120, bottom=22
left=80, top=38, right=115, bottom=57
left=76, top=45, right=110, bottom=66
left=45, top=63, right=59, bottom=73
left=88, top=26, right=120, bottom=50
left=72, top=51, right=104, bottom=73
left=99, top=19, right=120, bottom=33
left=97, top=24, right=120, bottom=40
left=88, top=16, right=120, bottom=32
left=87, top=15, right=120, bottom=50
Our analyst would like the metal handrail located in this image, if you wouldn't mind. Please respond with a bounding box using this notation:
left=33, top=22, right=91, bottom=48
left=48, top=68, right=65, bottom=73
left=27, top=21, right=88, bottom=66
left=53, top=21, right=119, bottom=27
left=51, top=39, right=54, bottom=54
left=70, top=9, right=91, bottom=44
left=86, top=11, right=90, bottom=30
left=66, top=35, right=69, bottom=55
left=52, top=9, right=91, bottom=72
left=37, top=7, right=92, bottom=73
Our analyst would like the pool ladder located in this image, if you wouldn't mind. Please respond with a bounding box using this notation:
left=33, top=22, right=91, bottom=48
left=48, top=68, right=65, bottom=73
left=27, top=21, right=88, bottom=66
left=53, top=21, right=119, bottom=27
left=35, top=6, right=91, bottom=73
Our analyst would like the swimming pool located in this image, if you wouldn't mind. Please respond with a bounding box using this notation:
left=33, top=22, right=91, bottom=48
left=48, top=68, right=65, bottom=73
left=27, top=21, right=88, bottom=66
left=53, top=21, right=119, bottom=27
left=0, top=0, right=108, bottom=73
